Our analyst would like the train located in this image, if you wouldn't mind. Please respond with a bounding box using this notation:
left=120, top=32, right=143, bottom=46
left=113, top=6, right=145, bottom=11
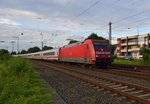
left=18, top=39, right=112, bottom=67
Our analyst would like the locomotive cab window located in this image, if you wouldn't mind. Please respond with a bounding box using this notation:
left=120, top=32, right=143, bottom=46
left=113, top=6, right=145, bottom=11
left=94, top=43, right=109, bottom=49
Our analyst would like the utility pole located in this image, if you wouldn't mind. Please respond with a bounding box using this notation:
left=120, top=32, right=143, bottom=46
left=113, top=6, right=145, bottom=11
left=11, top=41, right=15, bottom=52
left=109, top=22, right=112, bottom=44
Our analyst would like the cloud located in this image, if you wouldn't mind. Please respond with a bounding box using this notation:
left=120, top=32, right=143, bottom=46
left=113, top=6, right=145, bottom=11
left=0, top=18, right=20, bottom=26
left=0, top=8, right=43, bottom=20
left=1, top=0, right=150, bottom=51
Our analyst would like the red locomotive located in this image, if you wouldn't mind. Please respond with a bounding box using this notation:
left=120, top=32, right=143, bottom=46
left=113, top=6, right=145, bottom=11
left=17, top=39, right=112, bottom=67
left=59, top=39, right=111, bottom=67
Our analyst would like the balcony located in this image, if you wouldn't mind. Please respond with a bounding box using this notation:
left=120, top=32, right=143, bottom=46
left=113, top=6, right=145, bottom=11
left=121, top=43, right=127, bottom=46
left=128, top=49, right=132, bottom=52
left=128, top=41, right=137, bottom=45
left=131, top=47, right=140, bottom=51
left=121, top=49, right=127, bottom=52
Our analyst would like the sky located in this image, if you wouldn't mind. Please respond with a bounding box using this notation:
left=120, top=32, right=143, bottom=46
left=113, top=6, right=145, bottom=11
left=0, top=0, right=150, bottom=52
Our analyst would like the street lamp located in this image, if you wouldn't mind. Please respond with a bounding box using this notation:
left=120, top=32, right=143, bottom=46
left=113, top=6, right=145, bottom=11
left=13, top=36, right=19, bottom=54
left=40, top=32, right=43, bottom=50
left=13, top=33, right=23, bottom=54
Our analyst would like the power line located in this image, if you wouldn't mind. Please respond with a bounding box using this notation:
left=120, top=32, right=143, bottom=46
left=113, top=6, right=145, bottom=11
left=113, top=8, right=150, bottom=24
left=71, top=0, right=103, bottom=21
left=113, top=17, right=150, bottom=30
left=90, top=0, right=149, bottom=32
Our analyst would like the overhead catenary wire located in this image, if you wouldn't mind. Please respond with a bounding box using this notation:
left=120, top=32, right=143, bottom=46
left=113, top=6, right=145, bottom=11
left=112, top=8, right=150, bottom=25
left=113, top=17, right=150, bottom=30
left=66, top=0, right=150, bottom=37
left=71, top=0, right=103, bottom=21
left=78, top=0, right=149, bottom=34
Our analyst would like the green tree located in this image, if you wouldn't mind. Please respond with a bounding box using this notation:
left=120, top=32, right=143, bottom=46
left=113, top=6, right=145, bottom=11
left=68, top=40, right=78, bottom=44
left=27, top=46, right=41, bottom=53
left=86, top=33, right=106, bottom=40
left=110, top=44, right=117, bottom=54
left=0, top=49, right=11, bottom=61
left=43, top=46, right=53, bottom=50
left=21, top=50, right=27, bottom=54
left=0, top=49, right=9, bottom=55
left=141, top=48, right=150, bottom=63
left=11, top=51, right=17, bottom=55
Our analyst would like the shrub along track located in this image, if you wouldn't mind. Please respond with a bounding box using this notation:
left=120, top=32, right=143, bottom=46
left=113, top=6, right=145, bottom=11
left=32, top=60, right=150, bottom=104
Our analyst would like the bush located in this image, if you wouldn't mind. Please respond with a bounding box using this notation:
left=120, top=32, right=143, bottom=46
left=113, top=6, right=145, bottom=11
left=112, top=55, right=117, bottom=60
left=0, top=57, right=52, bottom=104
left=141, top=48, right=150, bottom=63
left=0, top=49, right=12, bottom=61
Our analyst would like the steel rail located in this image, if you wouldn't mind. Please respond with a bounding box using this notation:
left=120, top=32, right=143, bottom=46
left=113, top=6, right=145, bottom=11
left=35, top=61, right=150, bottom=104
left=95, top=69, right=150, bottom=81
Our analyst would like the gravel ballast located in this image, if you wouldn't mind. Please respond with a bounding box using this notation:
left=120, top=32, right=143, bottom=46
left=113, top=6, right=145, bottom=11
left=33, top=62, right=137, bottom=104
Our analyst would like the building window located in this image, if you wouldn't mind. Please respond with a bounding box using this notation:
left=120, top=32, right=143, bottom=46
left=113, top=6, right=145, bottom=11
left=138, top=37, right=144, bottom=43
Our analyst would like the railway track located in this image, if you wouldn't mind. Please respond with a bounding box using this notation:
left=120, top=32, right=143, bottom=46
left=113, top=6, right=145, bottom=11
left=35, top=61, right=150, bottom=104
left=52, top=61, right=150, bottom=81
left=94, top=68, right=150, bottom=81
left=66, top=63, right=150, bottom=81
left=31, top=59, right=150, bottom=81
left=110, top=64, right=150, bottom=72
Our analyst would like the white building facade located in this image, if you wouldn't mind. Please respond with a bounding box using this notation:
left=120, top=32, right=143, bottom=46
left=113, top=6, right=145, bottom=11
left=116, top=33, right=150, bottom=59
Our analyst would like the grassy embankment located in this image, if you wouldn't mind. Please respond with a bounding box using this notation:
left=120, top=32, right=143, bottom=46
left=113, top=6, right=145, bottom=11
left=112, top=48, right=150, bottom=66
left=0, top=53, right=53, bottom=104
left=113, top=58, right=150, bottom=66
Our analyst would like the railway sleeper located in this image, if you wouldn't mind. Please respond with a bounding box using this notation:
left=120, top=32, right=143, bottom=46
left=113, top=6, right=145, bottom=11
left=142, top=95, right=150, bottom=100
left=99, top=81, right=111, bottom=85
left=104, top=82, right=116, bottom=86
left=137, top=93, right=150, bottom=98
left=129, top=90, right=143, bottom=94
left=114, top=86, right=128, bottom=90
left=121, top=88, right=135, bottom=92
left=109, top=84, right=122, bottom=88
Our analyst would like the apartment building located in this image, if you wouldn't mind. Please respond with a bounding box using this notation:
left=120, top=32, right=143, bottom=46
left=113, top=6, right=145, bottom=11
left=116, top=33, right=150, bottom=59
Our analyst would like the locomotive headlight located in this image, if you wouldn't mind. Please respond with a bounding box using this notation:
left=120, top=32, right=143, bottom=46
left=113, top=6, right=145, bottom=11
left=108, top=55, right=111, bottom=57
left=96, top=55, right=99, bottom=57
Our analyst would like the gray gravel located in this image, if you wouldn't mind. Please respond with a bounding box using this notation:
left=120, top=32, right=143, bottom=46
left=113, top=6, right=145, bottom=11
left=54, top=63, right=150, bottom=88
left=86, top=69, right=150, bottom=88
left=33, top=62, right=138, bottom=104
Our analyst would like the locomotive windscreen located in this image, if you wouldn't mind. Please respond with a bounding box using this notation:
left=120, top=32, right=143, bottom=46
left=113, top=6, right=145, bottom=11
left=94, top=43, right=109, bottom=49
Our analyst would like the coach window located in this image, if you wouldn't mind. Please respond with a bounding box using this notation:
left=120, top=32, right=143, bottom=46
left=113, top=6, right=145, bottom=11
left=43, top=52, right=55, bottom=55
left=34, top=54, right=40, bottom=56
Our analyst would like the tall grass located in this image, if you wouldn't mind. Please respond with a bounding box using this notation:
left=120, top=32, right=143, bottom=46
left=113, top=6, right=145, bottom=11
left=0, top=57, right=52, bottom=104
left=113, top=58, right=150, bottom=66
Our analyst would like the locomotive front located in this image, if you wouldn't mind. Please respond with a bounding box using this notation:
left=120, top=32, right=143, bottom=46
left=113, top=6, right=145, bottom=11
left=93, top=40, right=112, bottom=67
